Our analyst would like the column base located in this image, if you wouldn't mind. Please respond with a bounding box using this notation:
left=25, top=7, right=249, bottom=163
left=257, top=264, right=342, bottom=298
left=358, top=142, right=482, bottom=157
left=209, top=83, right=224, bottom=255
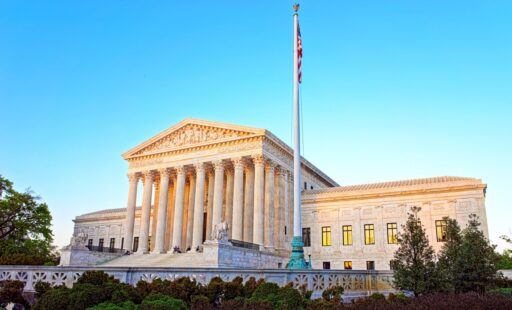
left=287, top=236, right=310, bottom=269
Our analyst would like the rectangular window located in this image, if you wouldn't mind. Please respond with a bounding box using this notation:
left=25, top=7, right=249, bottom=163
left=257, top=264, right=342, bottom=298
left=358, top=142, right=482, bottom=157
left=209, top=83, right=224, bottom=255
left=302, top=227, right=311, bottom=247
left=342, top=225, right=353, bottom=245
left=387, top=223, right=398, bottom=244
left=109, top=238, right=115, bottom=252
left=364, top=224, right=375, bottom=245
left=344, top=261, right=353, bottom=270
left=323, top=262, right=331, bottom=270
left=366, top=261, right=375, bottom=270
left=133, top=237, right=139, bottom=252
left=120, top=238, right=124, bottom=250
left=98, top=238, right=104, bottom=251
left=436, top=220, right=448, bottom=242
left=322, top=226, right=331, bottom=246
left=87, top=239, right=93, bottom=249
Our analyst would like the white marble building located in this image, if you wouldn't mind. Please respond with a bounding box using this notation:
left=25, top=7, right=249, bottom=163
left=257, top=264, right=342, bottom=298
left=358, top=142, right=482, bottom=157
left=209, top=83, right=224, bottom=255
left=70, top=119, right=488, bottom=270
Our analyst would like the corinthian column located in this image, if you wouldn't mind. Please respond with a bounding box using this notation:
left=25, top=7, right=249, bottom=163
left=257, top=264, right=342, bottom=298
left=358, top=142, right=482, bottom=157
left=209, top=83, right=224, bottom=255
left=264, top=160, right=275, bottom=250
left=224, top=168, right=234, bottom=238
left=138, top=171, right=154, bottom=254
left=153, top=168, right=170, bottom=253
left=185, top=171, right=196, bottom=250
left=252, top=155, right=265, bottom=245
left=205, top=170, right=214, bottom=240
left=192, top=163, right=206, bottom=251
left=243, top=162, right=254, bottom=242
left=231, top=158, right=244, bottom=240
left=211, top=160, right=225, bottom=234
left=171, top=166, right=186, bottom=252
left=123, top=173, right=139, bottom=252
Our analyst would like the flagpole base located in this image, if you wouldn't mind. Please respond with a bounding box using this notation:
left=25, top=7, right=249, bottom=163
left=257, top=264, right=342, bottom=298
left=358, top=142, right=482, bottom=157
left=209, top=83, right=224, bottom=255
left=287, top=236, right=311, bottom=269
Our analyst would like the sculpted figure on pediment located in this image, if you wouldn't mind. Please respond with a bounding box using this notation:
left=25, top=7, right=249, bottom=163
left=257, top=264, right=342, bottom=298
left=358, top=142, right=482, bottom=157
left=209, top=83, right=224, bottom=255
left=135, top=125, right=252, bottom=155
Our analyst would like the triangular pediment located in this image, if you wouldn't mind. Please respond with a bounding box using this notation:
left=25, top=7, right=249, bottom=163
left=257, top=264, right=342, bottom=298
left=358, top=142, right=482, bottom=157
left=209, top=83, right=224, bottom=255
left=123, top=119, right=265, bottom=159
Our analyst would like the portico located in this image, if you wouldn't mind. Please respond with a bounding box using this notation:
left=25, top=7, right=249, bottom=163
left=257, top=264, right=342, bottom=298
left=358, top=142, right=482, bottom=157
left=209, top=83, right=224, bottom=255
left=121, top=118, right=337, bottom=256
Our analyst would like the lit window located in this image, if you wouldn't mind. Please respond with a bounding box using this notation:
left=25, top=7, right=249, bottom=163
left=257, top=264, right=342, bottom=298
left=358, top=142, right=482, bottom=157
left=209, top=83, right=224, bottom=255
left=302, top=227, right=311, bottom=247
left=344, top=261, right=353, bottom=270
left=364, top=224, right=375, bottom=245
left=436, top=220, right=448, bottom=242
left=366, top=261, right=375, bottom=270
left=342, top=225, right=352, bottom=245
left=387, top=223, right=398, bottom=244
left=323, top=262, right=331, bottom=269
left=322, top=226, right=331, bottom=246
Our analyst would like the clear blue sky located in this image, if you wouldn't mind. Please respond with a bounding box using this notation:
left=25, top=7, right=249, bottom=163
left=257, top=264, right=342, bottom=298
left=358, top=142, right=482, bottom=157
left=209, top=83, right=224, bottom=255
left=1, top=1, right=511, bottom=250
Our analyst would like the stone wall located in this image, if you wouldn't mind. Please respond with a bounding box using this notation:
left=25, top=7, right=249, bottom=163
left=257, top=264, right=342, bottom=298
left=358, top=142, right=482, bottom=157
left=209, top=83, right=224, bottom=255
left=0, top=265, right=395, bottom=299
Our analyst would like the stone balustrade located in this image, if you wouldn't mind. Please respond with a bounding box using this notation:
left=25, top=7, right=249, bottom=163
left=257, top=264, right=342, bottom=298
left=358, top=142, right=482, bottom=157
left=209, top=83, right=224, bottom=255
left=0, top=265, right=395, bottom=299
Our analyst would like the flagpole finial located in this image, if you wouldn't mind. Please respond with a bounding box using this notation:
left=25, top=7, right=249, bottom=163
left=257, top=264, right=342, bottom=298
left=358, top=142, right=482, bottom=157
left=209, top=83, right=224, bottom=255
left=293, top=3, right=300, bottom=13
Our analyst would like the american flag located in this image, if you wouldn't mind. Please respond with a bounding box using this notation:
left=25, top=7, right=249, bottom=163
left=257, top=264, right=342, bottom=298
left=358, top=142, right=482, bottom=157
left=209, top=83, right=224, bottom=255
left=297, top=23, right=302, bottom=83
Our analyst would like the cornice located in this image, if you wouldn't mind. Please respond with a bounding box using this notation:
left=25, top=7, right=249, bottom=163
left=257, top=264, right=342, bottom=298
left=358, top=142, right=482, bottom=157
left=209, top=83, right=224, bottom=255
left=302, top=183, right=486, bottom=204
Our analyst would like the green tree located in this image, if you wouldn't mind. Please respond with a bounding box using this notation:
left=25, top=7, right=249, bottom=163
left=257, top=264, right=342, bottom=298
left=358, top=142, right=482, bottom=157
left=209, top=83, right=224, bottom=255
left=437, top=217, right=462, bottom=292
left=442, top=214, right=501, bottom=293
left=390, top=207, right=439, bottom=296
left=497, top=234, right=512, bottom=270
left=0, top=175, right=58, bottom=265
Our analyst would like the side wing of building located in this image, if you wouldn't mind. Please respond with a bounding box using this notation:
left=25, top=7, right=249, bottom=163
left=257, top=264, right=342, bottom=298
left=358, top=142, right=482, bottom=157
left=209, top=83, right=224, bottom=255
left=301, top=176, right=488, bottom=271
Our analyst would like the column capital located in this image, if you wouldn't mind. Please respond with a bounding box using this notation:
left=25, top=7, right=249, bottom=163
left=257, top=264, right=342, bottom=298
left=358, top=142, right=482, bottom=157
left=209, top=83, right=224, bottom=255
left=212, top=160, right=225, bottom=171
left=142, top=170, right=155, bottom=182
left=127, top=173, right=140, bottom=183
left=158, top=168, right=172, bottom=178
left=265, top=159, right=276, bottom=171
left=194, top=162, right=205, bottom=173
left=175, top=165, right=185, bottom=175
left=252, top=154, right=265, bottom=165
left=232, top=157, right=244, bottom=169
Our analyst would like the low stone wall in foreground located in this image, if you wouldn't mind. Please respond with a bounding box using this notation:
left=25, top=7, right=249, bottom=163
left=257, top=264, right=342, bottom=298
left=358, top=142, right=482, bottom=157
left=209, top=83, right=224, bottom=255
left=0, top=265, right=395, bottom=299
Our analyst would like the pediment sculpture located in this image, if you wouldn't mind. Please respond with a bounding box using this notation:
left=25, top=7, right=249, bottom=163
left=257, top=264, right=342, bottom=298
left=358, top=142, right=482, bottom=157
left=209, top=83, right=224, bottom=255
left=134, top=124, right=254, bottom=156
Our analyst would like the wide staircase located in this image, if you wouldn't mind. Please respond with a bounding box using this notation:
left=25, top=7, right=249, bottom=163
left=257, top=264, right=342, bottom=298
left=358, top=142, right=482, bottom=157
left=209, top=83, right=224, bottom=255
left=100, top=252, right=205, bottom=267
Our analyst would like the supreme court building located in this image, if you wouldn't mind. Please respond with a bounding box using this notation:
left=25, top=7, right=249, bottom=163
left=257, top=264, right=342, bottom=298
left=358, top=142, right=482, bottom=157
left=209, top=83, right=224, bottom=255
left=68, top=118, right=488, bottom=270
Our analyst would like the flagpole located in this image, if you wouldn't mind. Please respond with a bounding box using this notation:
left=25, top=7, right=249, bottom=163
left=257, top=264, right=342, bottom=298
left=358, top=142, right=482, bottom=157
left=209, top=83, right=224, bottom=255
left=288, top=3, right=309, bottom=269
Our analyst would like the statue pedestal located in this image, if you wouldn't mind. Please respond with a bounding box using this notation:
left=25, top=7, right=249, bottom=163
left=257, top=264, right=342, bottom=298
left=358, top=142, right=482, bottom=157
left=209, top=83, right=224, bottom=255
left=287, top=236, right=310, bottom=269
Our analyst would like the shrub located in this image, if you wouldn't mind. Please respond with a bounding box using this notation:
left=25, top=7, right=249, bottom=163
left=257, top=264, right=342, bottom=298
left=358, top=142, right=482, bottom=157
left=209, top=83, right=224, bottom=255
left=68, top=283, right=111, bottom=310
left=32, top=286, right=71, bottom=310
left=243, top=277, right=265, bottom=297
left=369, top=292, right=386, bottom=302
left=34, top=280, right=52, bottom=299
left=386, top=292, right=410, bottom=304
left=0, top=280, right=27, bottom=308
left=89, top=301, right=140, bottom=310
left=190, top=295, right=211, bottom=310
left=141, top=293, right=187, bottom=310
left=77, top=270, right=118, bottom=286
left=321, top=285, right=344, bottom=304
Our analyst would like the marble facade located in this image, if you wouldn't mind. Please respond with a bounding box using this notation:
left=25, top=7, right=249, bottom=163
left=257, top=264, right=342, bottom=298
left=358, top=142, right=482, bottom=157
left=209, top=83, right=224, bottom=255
left=70, top=119, right=488, bottom=270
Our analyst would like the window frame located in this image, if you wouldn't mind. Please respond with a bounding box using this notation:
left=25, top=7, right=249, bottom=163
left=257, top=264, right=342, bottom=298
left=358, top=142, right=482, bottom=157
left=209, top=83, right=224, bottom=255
left=344, top=261, right=353, bottom=270
left=133, top=237, right=139, bottom=252
left=342, top=225, right=353, bottom=246
left=366, top=261, right=375, bottom=270
left=436, top=220, right=448, bottom=242
left=322, top=226, right=331, bottom=246
left=302, top=227, right=311, bottom=247
left=364, top=224, right=375, bottom=245
left=387, top=223, right=398, bottom=244
left=109, top=238, right=115, bottom=252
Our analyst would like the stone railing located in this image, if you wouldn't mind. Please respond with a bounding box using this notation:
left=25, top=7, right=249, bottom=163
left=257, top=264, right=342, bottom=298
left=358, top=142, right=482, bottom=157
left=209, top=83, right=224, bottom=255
left=0, top=266, right=395, bottom=299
